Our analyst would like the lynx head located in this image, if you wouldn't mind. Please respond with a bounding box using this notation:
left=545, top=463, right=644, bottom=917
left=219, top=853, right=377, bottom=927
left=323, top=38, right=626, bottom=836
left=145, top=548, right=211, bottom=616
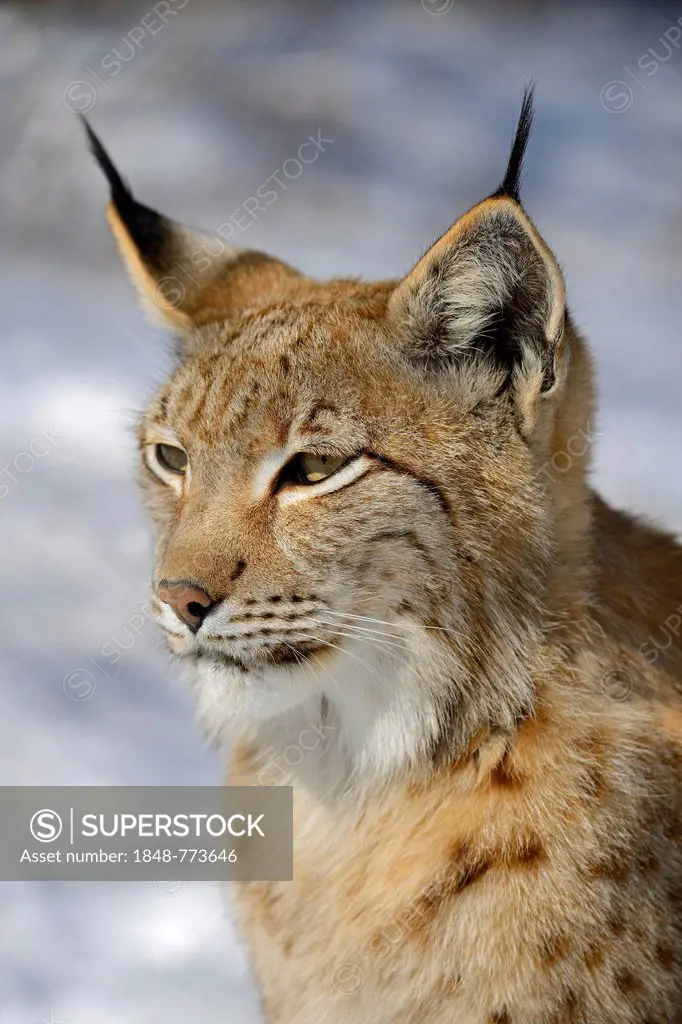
left=87, top=90, right=594, bottom=778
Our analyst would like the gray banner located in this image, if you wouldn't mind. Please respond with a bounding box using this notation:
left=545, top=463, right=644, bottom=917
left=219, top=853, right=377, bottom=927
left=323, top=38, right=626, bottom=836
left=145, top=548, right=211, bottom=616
left=0, top=787, right=292, bottom=881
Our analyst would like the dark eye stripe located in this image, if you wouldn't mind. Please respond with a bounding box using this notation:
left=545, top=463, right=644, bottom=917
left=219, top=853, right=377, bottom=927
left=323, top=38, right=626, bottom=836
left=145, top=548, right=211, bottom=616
left=365, top=451, right=451, bottom=517
left=156, top=443, right=187, bottom=474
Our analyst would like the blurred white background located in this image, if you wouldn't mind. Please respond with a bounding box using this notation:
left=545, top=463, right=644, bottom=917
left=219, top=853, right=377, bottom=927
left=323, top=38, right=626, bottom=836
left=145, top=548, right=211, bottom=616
left=1, top=0, right=682, bottom=1020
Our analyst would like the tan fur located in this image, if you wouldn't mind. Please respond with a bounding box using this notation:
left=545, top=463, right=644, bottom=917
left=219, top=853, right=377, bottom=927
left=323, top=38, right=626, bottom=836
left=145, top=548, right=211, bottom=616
left=104, top=160, right=681, bottom=1022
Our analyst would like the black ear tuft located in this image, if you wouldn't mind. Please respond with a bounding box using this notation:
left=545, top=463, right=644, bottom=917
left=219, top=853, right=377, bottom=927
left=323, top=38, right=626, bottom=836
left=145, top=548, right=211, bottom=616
left=80, top=115, right=171, bottom=268
left=80, top=115, right=135, bottom=214
left=491, top=84, right=535, bottom=203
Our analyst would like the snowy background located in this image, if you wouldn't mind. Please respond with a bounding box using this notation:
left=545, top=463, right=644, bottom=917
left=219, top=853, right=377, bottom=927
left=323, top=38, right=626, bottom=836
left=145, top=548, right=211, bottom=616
left=1, top=0, right=682, bottom=1020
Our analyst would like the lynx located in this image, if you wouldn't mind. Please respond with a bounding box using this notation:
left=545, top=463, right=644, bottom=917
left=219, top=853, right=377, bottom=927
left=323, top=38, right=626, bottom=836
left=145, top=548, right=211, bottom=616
left=85, top=90, right=682, bottom=1023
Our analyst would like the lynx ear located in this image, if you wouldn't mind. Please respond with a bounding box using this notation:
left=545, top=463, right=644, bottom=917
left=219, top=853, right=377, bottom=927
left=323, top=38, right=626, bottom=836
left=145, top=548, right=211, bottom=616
left=388, top=89, right=566, bottom=415
left=82, top=119, right=302, bottom=331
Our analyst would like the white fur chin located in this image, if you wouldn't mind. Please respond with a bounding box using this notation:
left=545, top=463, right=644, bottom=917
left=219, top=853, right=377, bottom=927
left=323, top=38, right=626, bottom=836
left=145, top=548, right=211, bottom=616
left=186, top=629, right=446, bottom=787
left=189, top=656, right=319, bottom=740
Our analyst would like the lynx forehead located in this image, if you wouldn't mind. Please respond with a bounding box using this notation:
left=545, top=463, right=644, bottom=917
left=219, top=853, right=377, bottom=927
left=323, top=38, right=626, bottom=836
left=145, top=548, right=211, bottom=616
left=87, top=89, right=682, bottom=1023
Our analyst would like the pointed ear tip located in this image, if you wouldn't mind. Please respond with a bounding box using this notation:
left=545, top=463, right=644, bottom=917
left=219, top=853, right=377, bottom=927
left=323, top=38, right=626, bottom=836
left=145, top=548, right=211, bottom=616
left=77, top=112, right=100, bottom=155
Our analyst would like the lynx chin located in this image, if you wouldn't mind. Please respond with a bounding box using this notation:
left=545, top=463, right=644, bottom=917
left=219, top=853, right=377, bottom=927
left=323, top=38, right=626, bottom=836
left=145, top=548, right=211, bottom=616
left=85, top=89, right=682, bottom=1023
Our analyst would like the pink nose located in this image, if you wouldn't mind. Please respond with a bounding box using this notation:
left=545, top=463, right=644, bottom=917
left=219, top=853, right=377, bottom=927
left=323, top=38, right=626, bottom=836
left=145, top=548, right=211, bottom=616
left=158, top=582, right=214, bottom=632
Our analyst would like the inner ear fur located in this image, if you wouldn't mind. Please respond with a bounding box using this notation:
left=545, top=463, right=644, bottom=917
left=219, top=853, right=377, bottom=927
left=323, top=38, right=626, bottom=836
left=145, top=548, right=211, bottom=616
left=83, top=118, right=303, bottom=331
left=388, top=195, right=567, bottom=411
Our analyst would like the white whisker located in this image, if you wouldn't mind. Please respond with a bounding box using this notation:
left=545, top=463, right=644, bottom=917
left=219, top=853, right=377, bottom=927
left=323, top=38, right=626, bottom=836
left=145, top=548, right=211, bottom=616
left=306, top=617, right=410, bottom=649
left=313, top=617, right=412, bottom=644
left=323, top=608, right=467, bottom=641
left=303, top=635, right=391, bottom=683
left=321, top=624, right=410, bottom=655
left=324, top=629, right=412, bottom=671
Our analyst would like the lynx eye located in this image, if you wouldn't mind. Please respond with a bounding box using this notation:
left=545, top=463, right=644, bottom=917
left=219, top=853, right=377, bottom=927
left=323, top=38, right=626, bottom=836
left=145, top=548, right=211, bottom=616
left=284, top=453, right=348, bottom=486
left=155, top=443, right=188, bottom=474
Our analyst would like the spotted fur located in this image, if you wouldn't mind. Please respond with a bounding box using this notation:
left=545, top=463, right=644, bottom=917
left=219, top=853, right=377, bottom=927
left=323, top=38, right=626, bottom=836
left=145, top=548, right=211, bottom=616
left=88, top=94, right=682, bottom=1022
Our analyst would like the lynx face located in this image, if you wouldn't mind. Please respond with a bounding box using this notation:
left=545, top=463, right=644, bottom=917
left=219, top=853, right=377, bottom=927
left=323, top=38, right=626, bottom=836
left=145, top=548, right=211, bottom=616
left=86, top=94, right=586, bottom=771
left=140, top=288, right=545, bottom=741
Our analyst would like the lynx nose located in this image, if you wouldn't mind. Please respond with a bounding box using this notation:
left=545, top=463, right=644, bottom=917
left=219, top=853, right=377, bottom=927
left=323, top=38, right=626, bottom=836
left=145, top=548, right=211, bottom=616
left=158, top=581, right=215, bottom=633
